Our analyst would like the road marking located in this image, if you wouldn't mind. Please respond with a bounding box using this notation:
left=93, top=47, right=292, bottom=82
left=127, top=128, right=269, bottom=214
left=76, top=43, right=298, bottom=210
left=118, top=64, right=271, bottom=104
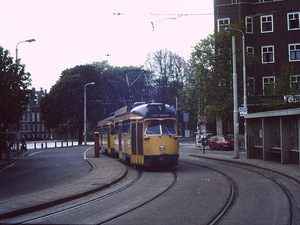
left=84, top=147, right=93, bottom=171
left=28, top=151, right=43, bottom=156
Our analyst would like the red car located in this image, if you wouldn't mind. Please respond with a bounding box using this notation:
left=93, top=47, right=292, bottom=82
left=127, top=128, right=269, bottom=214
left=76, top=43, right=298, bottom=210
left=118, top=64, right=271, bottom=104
left=209, top=136, right=234, bottom=150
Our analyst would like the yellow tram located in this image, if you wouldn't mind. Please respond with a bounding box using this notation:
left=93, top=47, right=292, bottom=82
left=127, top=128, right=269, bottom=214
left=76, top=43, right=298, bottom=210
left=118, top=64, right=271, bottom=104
left=98, top=102, right=179, bottom=168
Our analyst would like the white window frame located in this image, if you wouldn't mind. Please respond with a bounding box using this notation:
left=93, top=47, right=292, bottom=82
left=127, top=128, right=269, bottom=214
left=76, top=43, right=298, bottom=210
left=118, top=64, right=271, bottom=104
left=247, top=46, right=254, bottom=56
left=289, top=43, right=300, bottom=62
left=261, top=45, right=275, bottom=63
left=290, top=75, right=300, bottom=90
left=260, top=15, right=273, bottom=33
left=217, top=18, right=230, bottom=32
left=246, top=16, right=253, bottom=34
left=287, top=12, right=300, bottom=30
left=24, top=113, right=29, bottom=122
left=263, top=76, right=275, bottom=95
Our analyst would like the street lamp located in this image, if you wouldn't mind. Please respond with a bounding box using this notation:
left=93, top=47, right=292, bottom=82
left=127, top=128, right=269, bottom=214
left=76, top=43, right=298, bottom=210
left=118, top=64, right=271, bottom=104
left=231, top=36, right=239, bottom=159
left=16, top=39, right=36, bottom=61
left=84, top=82, right=95, bottom=145
left=226, top=27, right=247, bottom=155
left=225, top=28, right=247, bottom=109
left=15, top=38, right=36, bottom=153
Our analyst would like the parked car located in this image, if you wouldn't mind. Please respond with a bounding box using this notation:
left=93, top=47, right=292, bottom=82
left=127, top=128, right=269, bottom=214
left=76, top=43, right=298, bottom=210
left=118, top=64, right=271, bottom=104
left=209, top=135, right=234, bottom=150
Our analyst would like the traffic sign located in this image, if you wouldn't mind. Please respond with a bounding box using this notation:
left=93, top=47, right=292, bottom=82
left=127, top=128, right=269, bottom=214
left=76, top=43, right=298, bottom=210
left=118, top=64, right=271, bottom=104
left=239, top=107, right=248, bottom=117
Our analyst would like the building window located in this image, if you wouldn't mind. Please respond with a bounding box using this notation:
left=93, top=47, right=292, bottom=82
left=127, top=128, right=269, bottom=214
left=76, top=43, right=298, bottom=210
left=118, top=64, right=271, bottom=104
left=246, top=16, right=253, bottom=33
left=34, top=94, right=38, bottom=105
left=247, top=47, right=254, bottom=56
left=24, top=113, right=29, bottom=122
left=263, top=76, right=275, bottom=95
left=262, top=45, right=275, bottom=63
left=231, top=0, right=238, bottom=3
left=289, top=43, right=300, bottom=62
left=248, top=77, right=255, bottom=96
left=288, top=12, right=300, bottom=30
left=32, top=112, right=35, bottom=122
left=290, top=75, right=300, bottom=91
left=217, top=18, right=230, bottom=32
left=261, top=15, right=273, bottom=33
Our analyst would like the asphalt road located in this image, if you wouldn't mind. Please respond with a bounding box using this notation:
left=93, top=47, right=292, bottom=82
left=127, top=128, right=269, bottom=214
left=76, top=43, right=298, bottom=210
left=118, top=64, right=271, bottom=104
left=0, top=146, right=90, bottom=198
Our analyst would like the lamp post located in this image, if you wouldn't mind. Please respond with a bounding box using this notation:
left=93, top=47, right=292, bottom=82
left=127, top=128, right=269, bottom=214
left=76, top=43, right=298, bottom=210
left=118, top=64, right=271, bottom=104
left=225, top=28, right=246, bottom=109
left=231, top=36, right=239, bottom=159
left=16, top=39, right=36, bottom=62
left=84, top=82, right=95, bottom=145
left=15, top=38, right=36, bottom=153
left=226, top=27, right=247, bottom=154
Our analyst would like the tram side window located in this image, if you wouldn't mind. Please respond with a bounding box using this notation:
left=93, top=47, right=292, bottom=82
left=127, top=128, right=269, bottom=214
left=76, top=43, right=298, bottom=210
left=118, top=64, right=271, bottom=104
left=103, top=127, right=107, bottom=135
left=110, top=125, right=115, bottom=135
left=122, top=121, right=130, bottom=135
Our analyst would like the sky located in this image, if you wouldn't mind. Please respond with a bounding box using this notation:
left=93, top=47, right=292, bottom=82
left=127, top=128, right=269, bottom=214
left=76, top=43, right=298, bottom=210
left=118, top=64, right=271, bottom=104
left=1, top=0, right=214, bottom=91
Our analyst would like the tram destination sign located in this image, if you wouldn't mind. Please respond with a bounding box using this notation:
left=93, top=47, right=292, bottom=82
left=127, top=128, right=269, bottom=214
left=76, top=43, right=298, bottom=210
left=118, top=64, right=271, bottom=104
left=150, top=113, right=170, bottom=118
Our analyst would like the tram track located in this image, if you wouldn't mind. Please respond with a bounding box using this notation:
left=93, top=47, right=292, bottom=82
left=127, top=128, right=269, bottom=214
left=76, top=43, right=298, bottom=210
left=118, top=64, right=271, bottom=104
left=187, top=155, right=300, bottom=225
left=10, top=166, right=178, bottom=225
left=179, top=160, right=237, bottom=225
left=99, top=168, right=178, bottom=225
left=4, top=167, right=142, bottom=224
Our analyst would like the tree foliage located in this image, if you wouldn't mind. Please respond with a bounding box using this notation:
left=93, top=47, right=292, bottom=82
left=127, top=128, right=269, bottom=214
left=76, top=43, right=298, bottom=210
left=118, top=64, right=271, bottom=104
left=181, top=32, right=234, bottom=125
left=41, top=49, right=192, bottom=141
left=0, top=46, right=32, bottom=125
left=40, top=61, right=144, bottom=142
left=261, top=62, right=300, bottom=109
left=145, top=49, right=192, bottom=106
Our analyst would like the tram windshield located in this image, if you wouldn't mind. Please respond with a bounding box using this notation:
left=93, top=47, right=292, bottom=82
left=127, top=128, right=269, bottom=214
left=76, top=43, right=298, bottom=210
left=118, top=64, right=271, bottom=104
left=145, top=120, right=177, bottom=135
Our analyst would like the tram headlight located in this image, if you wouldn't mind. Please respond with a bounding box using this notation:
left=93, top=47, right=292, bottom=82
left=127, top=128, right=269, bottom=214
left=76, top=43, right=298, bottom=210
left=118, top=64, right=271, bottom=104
left=159, top=145, right=166, bottom=151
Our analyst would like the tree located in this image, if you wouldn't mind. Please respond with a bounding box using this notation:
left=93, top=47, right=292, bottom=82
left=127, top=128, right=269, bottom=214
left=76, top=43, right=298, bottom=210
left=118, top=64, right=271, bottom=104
left=40, top=63, right=108, bottom=144
left=40, top=61, right=145, bottom=143
left=0, top=46, right=32, bottom=125
left=180, top=32, right=237, bottom=134
left=145, top=49, right=192, bottom=106
left=261, top=62, right=300, bottom=110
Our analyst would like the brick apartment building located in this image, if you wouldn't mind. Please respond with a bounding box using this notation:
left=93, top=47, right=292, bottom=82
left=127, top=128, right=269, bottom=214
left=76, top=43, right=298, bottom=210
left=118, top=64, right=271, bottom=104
left=214, top=0, right=300, bottom=111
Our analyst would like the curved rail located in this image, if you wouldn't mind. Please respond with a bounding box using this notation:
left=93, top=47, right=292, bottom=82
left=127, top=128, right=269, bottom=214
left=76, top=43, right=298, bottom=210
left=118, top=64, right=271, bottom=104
left=180, top=160, right=237, bottom=225
left=20, top=170, right=143, bottom=224
left=188, top=155, right=298, bottom=225
left=99, top=170, right=178, bottom=224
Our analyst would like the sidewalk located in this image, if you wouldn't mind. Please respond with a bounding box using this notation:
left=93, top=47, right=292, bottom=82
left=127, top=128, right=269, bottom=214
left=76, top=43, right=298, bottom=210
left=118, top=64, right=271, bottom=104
left=0, top=148, right=127, bottom=220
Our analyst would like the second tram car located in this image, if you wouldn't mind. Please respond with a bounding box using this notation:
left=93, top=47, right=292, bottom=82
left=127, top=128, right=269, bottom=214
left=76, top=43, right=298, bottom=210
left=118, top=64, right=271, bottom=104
left=98, top=102, right=179, bottom=168
left=97, top=115, right=115, bottom=156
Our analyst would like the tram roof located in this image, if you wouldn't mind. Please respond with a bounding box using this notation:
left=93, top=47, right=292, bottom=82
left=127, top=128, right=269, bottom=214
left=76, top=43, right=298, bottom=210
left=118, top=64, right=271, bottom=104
left=122, top=103, right=177, bottom=118
left=97, top=115, right=115, bottom=125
